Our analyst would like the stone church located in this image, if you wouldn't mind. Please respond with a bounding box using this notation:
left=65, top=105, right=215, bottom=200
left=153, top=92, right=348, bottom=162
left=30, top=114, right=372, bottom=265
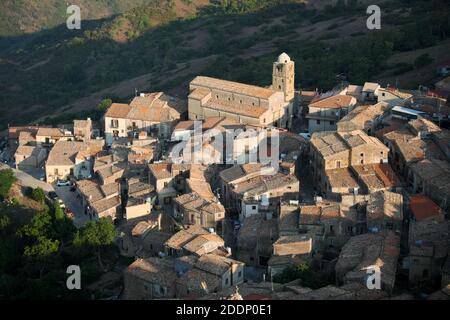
left=188, top=53, right=296, bottom=129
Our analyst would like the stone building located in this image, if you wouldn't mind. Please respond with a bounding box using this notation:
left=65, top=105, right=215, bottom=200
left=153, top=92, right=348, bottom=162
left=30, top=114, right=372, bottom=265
left=174, top=191, right=225, bottom=232
left=377, top=87, right=413, bottom=106
left=299, top=202, right=357, bottom=252
left=73, top=118, right=92, bottom=141
left=407, top=195, right=449, bottom=288
left=76, top=179, right=121, bottom=220
left=164, top=225, right=227, bottom=258
left=36, top=127, right=73, bottom=145
left=14, top=145, right=46, bottom=170
left=337, top=101, right=390, bottom=134
left=188, top=53, right=295, bottom=129
left=361, top=82, right=381, bottom=102
left=335, top=230, right=400, bottom=293
left=148, top=162, right=190, bottom=205
left=310, top=130, right=391, bottom=198
left=364, top=190, right=403, bottom=234
left=45, top=140, right=103, bottom=183
left=104, top=92, right=186, bottom=145
left=381, top=119, right=450, bottom=209
left=176, top=254, right=245, bottom=298
left=218, top=164, right=298, bottom=219
left=307, top=94, right=357, bottom=133
left=236, top=215, right=278, bottom=267
left=123, top=257, right=177, bottom=299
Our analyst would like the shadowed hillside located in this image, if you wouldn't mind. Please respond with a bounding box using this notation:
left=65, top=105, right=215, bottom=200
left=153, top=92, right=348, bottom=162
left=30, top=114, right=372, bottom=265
left=0, top=0, right=449, bottom=129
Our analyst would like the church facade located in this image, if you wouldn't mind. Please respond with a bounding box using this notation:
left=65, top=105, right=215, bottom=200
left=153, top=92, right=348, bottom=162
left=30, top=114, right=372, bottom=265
left=188, top=53, right=296, bottom=129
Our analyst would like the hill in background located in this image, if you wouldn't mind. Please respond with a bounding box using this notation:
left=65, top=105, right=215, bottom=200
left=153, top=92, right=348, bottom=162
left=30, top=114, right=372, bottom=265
left=0, top=0, right=449, bottom=129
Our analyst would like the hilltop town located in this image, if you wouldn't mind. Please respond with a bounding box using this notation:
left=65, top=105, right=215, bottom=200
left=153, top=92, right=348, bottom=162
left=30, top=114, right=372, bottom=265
left=1, top=53, right=449, bottom=300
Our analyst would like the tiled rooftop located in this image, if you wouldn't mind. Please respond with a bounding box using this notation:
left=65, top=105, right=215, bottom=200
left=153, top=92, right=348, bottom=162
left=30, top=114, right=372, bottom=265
left=191, top=76, right=276, bottom=99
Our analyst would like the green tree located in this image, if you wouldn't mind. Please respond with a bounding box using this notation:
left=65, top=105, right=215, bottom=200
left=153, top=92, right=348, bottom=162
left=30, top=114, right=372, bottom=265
left=23, top=236, right=60, bottom=279
left=0, top=169, right=16, bottom=200
left=18, top=209, right=53, bottom=240
left=52, top=201, right=64, bottom=221
left=273, top=263, right=326, bottom=289
left=24, top=237, right=59, bottom=258
left=31, top=187, right=45, bottom=203
left=74, top=217, right=116, bottom=270
left=96, top=98, right=113, bottom=113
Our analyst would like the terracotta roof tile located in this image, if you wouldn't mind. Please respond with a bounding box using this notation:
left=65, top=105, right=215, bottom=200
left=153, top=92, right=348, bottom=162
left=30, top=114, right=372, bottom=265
left=410, top=194, right=444, bottom=221
left=191, top=76, right=276, bottom=99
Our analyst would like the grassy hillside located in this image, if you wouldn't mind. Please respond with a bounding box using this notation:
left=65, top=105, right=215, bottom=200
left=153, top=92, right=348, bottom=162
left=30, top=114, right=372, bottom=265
left=0, top=0, right=449, bottom=129
left=0, top=0, right=177, bottom=37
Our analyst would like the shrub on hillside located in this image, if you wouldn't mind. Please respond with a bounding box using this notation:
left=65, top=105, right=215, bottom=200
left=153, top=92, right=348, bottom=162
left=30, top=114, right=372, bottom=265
left=0, top=169, right=16, bottom=200
left=31, top=188, right=45, bottom=203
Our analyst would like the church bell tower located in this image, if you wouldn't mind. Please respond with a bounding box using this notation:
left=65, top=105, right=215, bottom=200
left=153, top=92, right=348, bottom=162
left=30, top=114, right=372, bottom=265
left=272, top=52, right=295, bottom=102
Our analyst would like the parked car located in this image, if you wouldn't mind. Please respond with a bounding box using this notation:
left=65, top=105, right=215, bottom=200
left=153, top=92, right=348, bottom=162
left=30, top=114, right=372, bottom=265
left=56, top=180, right=71, bottom=187
left=299, top=132, right=311, bottom=140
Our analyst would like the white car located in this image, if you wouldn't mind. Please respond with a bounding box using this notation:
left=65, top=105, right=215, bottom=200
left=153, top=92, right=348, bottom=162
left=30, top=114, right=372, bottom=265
left=299, top=132, right=311, bottom=140
left=56, top=180, right=71, bottom=187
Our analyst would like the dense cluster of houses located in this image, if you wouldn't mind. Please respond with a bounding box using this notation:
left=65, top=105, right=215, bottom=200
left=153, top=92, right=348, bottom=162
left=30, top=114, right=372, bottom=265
left=5, top=53, right=450, bottom=300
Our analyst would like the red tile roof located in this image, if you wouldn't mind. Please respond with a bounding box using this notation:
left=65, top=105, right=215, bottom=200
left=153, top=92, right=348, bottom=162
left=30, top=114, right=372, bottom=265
left=410, top=194, right=443, bottom=221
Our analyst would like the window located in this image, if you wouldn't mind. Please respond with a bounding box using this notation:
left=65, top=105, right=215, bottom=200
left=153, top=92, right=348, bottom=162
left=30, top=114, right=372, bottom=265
left=360, top=159, right=364, bottom=164
left=225, top=278, right=229, bottom=285
left=330, top=121, right=335, bottom=125
left=160, top=286, right=165, bottom=294
left=164, top=182, right=168, bottom=188
left=316, top=120, right=321, bottom=125
left=238, top=271, right=242, bottom=278
left=336, top=160, right=341, bottom=168
left=360, top=153, right=364, bottom=157
left=382, top=92, right=385, bottom=97
left=252, top=205, right=257, bottom=210
left=330, top=225, right=333, bottom=232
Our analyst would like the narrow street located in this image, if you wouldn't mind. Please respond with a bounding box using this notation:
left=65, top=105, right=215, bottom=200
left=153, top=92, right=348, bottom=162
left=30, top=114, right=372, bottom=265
left=0, top=163, right=54, bottom=192
left=54, top=185, right=90, bottom=228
